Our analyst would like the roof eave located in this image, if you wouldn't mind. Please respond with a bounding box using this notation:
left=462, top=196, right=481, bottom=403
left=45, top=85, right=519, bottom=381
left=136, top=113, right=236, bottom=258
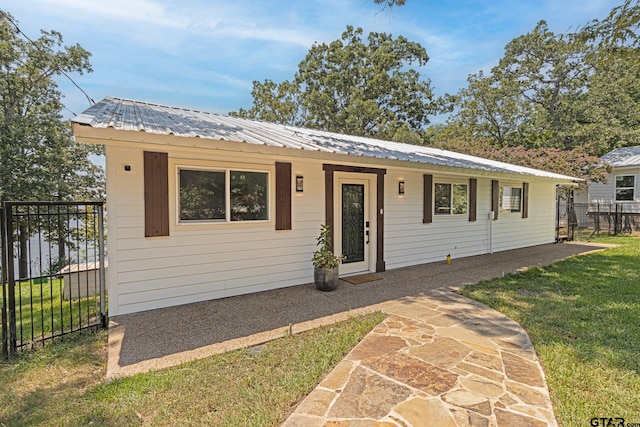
left=73, top=124, right=581, bottom=183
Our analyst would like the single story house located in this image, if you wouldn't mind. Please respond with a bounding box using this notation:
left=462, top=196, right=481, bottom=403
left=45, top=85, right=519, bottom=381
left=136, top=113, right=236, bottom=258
left=71, top=97, right=578, bottom=316
left=574, top=145, right=640, bottom=232
left=578, top=145, right=640, bottom=210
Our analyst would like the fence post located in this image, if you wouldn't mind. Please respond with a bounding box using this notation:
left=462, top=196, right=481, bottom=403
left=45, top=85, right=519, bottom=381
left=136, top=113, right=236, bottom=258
left=567, top=191, right=574, bottom=241
left=98, top=204, right=107, bottom=328
left=4, top=204, right=17, bottom=355
left=1, top=205, right=8, bottom=358
left=556, top=191, right=560, bottom=242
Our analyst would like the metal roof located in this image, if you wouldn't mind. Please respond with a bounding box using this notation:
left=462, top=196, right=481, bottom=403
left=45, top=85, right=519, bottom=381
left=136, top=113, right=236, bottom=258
left=601, top=145, right=640, bottom=168
left=72, top=97, right=577, bottom=181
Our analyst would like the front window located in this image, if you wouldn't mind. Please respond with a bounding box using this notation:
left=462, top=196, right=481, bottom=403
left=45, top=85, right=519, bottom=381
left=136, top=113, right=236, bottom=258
left=179, top=168, right=269, bottom=223
left=500, top=186, right=522, bottom=213
left=435, top=183, right=468, bottom=215
left=179, top=169, right=226, bottom=221
left=615, top=175, right=635, bottom=201
left=230, top=171, right=268, bottom=221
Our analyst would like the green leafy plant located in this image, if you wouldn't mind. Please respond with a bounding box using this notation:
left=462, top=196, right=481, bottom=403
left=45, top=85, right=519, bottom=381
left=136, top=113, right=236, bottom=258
left=312, top=225, right=345, bottom=270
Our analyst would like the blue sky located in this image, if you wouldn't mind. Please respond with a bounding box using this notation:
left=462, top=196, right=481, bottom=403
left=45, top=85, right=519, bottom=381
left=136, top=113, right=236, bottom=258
left=4, top=0, right=620, bottom=120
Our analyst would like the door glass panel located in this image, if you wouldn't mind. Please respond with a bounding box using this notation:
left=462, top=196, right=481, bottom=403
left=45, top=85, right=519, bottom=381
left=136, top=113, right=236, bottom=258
left=342, top=184, right=365, bottom=264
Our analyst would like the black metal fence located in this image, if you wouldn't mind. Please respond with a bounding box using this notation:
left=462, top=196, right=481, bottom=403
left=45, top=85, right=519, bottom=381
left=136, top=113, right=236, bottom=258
left=557, top=197, right=638, bottom=241
left=1, top=201, right=107, bottom=358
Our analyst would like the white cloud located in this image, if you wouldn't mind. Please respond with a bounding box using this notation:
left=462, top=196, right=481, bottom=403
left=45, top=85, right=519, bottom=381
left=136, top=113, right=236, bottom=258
left=44, top=0, right=190, bottom=28
left=196, top=18, right=316, bottom=48
left=6, top=0, right=622, bottom=119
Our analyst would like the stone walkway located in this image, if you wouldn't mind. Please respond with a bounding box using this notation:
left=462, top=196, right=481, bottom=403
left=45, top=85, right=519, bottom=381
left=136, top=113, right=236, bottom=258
left=283, top=289, right=557, bottom=427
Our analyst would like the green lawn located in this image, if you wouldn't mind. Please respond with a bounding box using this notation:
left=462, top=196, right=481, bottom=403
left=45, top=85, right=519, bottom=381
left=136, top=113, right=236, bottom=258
left=7, top=278, right=102, bottom=347
left=462, top=235, right=640, bottom=425
left=2, top=236, right=639, bottom=426
left=0, top=311, right=385, bottom=426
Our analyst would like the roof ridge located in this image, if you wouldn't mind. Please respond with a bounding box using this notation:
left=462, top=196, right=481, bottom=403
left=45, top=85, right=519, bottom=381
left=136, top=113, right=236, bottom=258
left=72, top=97, right=579, bottom=182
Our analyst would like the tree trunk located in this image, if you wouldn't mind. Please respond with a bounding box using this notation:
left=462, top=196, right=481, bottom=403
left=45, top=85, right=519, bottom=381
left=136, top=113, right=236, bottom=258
left=56, top=200, right=66, bottom=272
left=18, top=222, right=29, bottom=279
left=57, top=236, right=66, bottom=272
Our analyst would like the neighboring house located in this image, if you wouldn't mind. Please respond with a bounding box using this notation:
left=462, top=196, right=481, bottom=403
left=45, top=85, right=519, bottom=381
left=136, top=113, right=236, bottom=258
left=582, top=145, right=640, bottom=211
left=71, top=97, right=577, bottom=316
left=574, top=145, right=640, bottom=233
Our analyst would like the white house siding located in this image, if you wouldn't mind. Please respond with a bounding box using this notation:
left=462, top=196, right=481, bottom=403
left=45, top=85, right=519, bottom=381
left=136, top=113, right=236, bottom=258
left=589, top=169, right=640, bottom=208
left=106, top=144, right=560, bottom=316
left=384, top=170, right=486, bottom=269
left=106, top=145, right=325, bottom=315
left=384, top=170, right=557, bottom=269
left=490, top=180, right=557, bottom=251
left=589, top=174, right=617, bottom=203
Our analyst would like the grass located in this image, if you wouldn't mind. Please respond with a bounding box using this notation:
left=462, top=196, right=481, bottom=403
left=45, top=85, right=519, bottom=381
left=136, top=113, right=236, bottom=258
left=5, top=278, right=102, bottom=348
left=0, top=311, right=385, bottom=426
left=4, top=236, right=639, bottom=426
left=461, top=234, right=640, bottom=425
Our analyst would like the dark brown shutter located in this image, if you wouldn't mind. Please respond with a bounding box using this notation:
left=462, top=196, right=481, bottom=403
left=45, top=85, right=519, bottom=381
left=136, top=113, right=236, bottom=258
left=376, top=173, right=385, bottom=273
left=324, top=168, right=334, bottom=251
left=275, top=162, right=292, bottom=230
left=491, top=180, right=499, bottom=220
left=423, top=174, right=433, bottom=224
left=469, top=178, right=477, bottom=222
left=144, top=151, right=169, bottom=237
left=522, top=182, right=529, bottom=219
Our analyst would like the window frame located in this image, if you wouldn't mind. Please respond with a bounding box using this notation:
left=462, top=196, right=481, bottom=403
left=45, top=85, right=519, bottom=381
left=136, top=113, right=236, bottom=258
left=614, top=175, right=636, bottom=202
left=499, top=186, right=522, bottom=213
left=434, top=182, right=468, bottom=216
left=176, top=165, right=270, bottom=224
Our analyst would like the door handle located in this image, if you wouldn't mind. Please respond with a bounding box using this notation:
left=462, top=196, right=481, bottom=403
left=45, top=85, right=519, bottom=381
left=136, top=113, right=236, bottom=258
left=366, top=230, right=369, bottom=244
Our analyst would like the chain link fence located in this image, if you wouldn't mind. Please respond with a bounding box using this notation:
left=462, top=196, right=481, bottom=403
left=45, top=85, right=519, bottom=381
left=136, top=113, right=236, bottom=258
left=557, top=199, right=639, bottom=241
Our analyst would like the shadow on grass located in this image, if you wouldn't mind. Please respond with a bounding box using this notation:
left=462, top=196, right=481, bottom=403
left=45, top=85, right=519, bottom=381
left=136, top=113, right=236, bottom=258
left=0, top=330, right=109, bottom=427
left=463, top=250, right=640, bottom=376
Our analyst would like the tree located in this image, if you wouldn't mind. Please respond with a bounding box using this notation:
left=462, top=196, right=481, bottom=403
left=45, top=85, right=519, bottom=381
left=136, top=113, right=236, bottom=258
left=373, top=0, right=406, bottom=9
left=434, top=17, right=640, bottom=182
left=373, top=0, right=406, bottom=6
left=427, top=135, right=607, bottom=183
left=583, top=0, right=639, bottom=57
left=232, top=26, right=436, bottom=143
left=0, top=11, right=104, bottom=277
left=442, top=21, right=592, bottom=150
left=576, top=0, right=640, bottom=153
left=573, top=48, right=640, bottom=154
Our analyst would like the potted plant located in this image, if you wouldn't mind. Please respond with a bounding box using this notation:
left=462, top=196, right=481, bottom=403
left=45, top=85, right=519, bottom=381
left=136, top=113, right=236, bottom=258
left=312, top=224, right=344, bottom=291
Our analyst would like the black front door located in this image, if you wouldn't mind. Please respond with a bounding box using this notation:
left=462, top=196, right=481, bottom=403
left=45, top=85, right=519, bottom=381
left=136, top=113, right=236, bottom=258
left=341, top=183, right=365, bottom=264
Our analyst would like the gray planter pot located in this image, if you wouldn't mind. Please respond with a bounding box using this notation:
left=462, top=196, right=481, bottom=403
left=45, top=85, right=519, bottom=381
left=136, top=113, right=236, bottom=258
left=314, top=266, right=339, bottom=291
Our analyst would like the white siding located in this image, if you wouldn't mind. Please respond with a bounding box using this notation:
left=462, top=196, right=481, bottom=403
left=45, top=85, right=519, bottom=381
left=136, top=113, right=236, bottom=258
left=106, top=145, right=559, bottom=315
left=107, top=146, right=324, bottom=315
left=589, top=169, right=640, bottom=212
left=384, top=171, right=556, bottom=269
left=589, top=176, right=617, bottom=203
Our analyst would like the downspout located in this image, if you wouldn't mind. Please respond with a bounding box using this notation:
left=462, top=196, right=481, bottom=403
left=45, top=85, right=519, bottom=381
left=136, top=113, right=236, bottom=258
left=489, top=210, right=494, bottom=254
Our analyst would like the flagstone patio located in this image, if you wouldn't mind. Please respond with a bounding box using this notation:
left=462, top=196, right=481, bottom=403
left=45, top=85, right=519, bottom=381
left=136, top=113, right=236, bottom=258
left=283, top=289, right=557, bottom=427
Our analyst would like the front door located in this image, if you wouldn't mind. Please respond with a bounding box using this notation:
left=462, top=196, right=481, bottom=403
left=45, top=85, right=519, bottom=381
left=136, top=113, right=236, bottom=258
left=338, top=179, right=369, bottom=275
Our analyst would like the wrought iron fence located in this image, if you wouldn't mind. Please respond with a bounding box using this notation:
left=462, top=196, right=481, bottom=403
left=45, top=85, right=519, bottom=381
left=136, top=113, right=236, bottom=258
left=1, top=201, right=106, bottom=358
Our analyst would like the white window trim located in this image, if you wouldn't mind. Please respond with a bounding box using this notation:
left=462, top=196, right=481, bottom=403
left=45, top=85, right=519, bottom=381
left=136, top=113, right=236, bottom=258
left=176, top=165, right=271, bottom=225
left=500, top=186, right=522, bottom=213
left=434, top=182, right=468, bottom=216
left=614, top=174, right=636, bottom=202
